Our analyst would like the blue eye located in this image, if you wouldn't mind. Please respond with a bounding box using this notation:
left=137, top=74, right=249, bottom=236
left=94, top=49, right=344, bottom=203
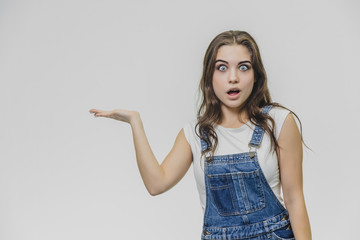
left=218, top=65, right=227, bottom=71
left=239, top=65, right=249, bottom=71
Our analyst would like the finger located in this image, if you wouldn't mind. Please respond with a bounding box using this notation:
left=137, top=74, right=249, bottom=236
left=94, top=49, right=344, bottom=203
left=89, top=108, right=103, bottom=113
left=89, top=109, right=119, bottom=119
left=89, top=109, right=107, bottom=116
left=89, top=109, right=104, bottom=118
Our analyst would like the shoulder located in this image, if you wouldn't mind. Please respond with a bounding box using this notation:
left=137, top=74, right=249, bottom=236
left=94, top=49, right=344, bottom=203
left=267, top=105, right=291, bottom=140
left=182, top=119, right=202, bottom=157
left=183, top=119, right=199, bottom=143
left=268, top=105, right=290, bottom=120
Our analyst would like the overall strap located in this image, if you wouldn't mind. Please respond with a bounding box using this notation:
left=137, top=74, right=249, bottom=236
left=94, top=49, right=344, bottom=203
left=248, top=105, right=273, bottom=148
left=200, top=129, right=209, bottom=153
left=200, top=105, right=273, bottom=153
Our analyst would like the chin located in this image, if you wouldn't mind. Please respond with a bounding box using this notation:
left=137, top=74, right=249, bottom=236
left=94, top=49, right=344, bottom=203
left=224, top=103, right=243, bottom=110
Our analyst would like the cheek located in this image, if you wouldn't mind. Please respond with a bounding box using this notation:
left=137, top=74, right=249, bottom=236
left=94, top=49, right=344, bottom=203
left=238, top=79, right=255, bottom=98
left=212, top=76, right=223, bottom=97
left=241, top=74, right=255, bottom=89
left=245, top=81, right=254, bottom=92
left=212, top=72, right=226, bottom=87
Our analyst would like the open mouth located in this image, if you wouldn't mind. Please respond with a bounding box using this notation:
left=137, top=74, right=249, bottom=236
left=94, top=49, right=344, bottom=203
left=227, top=89, right=240, bottom=96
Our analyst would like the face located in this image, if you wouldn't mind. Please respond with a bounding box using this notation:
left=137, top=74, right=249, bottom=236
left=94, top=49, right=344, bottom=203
left=212, top=44, right=255, bottom=113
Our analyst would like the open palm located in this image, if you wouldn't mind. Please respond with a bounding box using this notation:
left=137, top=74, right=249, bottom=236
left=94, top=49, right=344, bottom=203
left=89, top=108, right=138, bottom=124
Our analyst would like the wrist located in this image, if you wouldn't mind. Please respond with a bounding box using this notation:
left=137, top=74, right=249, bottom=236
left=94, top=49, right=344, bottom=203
left=129, top=111, right=141, bottom=125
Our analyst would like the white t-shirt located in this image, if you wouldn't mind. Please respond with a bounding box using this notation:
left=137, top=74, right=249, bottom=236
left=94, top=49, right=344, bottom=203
left=183, top=107, right=291, bottom=213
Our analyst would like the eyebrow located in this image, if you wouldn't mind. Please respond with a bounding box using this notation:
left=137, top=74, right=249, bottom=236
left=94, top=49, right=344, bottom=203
left=215, top=59, right=251, bottom=65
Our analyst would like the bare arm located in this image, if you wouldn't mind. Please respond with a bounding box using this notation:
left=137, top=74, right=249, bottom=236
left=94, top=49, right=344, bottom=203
left=277, top=113, right=312, bottom=239
left=89, top=108, right=193, bottom=196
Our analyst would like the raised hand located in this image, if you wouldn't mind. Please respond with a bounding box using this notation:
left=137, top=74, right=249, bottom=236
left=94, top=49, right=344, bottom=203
left=88, top=107, right=192, bottom=197
left=89, top=108, right=139, bottom=124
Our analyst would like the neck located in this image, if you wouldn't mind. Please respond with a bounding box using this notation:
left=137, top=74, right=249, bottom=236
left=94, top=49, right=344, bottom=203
left=218, top=105, right=249, bottom=128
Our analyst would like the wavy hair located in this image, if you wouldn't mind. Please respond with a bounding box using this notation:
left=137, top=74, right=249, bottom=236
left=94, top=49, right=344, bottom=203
left=196, top=30, right=307, bottom=162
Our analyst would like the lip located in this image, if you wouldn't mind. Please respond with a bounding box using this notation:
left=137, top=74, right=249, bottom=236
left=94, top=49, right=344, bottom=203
left=226, top=88, right=241, bottom=99
left=227, top=87, right=240, bottom=93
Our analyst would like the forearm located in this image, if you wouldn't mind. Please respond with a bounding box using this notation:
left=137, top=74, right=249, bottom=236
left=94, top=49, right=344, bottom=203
left=130, top=112, right=165, bottom=195
left=285, top=194, right=312, bottom=240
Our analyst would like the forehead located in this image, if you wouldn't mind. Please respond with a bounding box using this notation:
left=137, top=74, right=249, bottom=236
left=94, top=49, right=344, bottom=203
left=216, top=44, right=251, bottom=61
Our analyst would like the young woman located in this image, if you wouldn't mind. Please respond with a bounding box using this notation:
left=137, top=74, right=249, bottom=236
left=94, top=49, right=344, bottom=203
left=89, top=30, right=311, bottom=240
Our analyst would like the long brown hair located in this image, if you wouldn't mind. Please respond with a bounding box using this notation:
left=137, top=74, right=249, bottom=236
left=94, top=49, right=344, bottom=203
left=196, top=30, right=307, bottom=160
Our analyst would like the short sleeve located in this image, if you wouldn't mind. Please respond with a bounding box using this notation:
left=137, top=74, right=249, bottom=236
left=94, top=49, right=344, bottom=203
left=183, top=120, right=195, bottom=145
left=269, top=107, right=291, bottom=140
left=183, top=120, right=201, bottom=162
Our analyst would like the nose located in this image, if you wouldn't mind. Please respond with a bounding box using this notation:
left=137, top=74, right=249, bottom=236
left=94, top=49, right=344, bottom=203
left=228, top=68, right=239, bottom=84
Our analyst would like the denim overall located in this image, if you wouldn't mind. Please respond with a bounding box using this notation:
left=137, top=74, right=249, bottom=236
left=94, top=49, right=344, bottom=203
left=200, top=105, right=295, bottom=240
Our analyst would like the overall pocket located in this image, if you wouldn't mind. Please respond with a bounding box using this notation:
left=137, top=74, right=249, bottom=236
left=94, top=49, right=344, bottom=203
left=271, top=223, right=295, bottom=240
left=208, top=169, right=265, bottom=216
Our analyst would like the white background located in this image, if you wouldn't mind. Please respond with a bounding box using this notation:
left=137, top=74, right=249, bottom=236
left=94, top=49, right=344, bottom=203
left=1, top=0, right=359, bottom=239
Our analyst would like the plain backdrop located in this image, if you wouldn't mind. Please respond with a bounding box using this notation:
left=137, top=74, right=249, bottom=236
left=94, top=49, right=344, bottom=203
left=1, top=0, right=359, bottom=239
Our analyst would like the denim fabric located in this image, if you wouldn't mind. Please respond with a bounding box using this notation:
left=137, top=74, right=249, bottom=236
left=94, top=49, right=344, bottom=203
left=200, top=105, right=295, bottom=240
